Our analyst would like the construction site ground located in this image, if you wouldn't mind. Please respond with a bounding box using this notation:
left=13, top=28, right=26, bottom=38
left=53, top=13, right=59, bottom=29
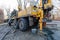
left=0, top=20, right=60, bottom=40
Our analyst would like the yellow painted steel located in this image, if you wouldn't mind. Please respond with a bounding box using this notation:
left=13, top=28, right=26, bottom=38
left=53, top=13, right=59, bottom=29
left=18, top=9, right=27, bottom=17
left=38, top=0, right=43, bottom=31
left=44, top=0, right=52, bottom=9
left=31, top=0, right=44, bottom=31
left=40, top=0, right=42, bottom=7
left=38, top=9, right=43, bottom=31
left=17, top=0, right=52, bottom=31
left=31, top=0, right=52, bottom=31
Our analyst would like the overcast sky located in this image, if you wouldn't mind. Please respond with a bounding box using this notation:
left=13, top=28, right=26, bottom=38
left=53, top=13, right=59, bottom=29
left=0, top=0, right=18, bottom=11
left=0, top=0, right=60, bottom=10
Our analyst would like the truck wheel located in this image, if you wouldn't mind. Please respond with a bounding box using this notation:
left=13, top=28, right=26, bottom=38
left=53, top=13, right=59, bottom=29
left=18, top=18, right=28, bottom=31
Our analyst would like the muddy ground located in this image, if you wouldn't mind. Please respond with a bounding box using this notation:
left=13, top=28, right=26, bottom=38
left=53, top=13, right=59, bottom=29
left=0, top=21, right=60, bottom=40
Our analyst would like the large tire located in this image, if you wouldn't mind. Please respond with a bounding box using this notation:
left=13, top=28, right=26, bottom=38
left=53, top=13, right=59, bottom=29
left=18, top=18, right=28, bottom=31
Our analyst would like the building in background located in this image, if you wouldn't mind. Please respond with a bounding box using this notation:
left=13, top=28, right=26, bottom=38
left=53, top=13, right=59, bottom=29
left=0, top=9, right=4, bottom=23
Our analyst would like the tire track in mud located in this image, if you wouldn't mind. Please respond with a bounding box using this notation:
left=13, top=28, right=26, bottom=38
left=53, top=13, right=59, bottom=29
left=0, top=24, right=11, bottom=40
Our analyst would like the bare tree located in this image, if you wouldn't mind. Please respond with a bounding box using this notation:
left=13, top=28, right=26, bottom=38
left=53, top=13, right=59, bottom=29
left=1, top=5, right=11, bottom=19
